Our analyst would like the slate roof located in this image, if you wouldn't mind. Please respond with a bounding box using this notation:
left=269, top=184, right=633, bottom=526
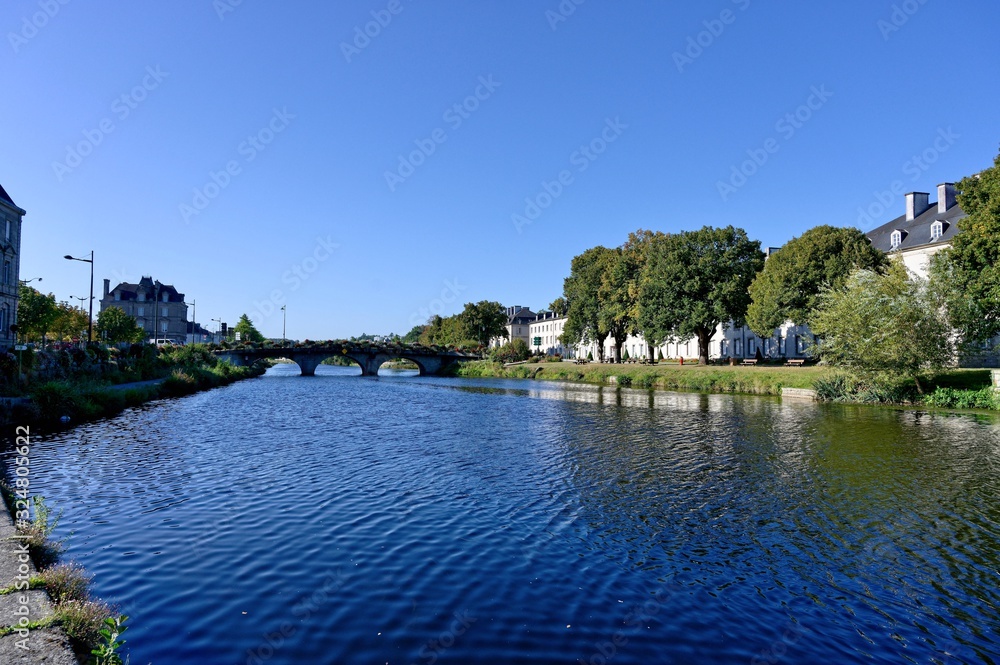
left=867, top=199, right=966, bottom=253
left=508, top=307, right=536, bottom=325
left=0, top=184, right=15, bottom=207
left=108, top=276, right=185, bottom=302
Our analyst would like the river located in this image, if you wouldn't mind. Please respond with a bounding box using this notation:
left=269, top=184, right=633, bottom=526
left=5, top=364, right=1000, bottom=663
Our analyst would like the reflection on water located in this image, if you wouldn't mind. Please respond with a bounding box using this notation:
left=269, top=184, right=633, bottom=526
left=4, top=365, right=1000, bottom=664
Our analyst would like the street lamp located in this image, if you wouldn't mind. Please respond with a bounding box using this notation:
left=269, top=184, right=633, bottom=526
left=20, top=277, right=42, bottom=285
left=64, top=251, right=94, bottom=343
left=281, top=305, right=286, bottom=345
left=212, top=317, right=222, bottom=344
left=185, top=300, right=196, bottom=344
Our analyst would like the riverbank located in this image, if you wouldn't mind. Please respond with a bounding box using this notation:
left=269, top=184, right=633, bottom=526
left=6, top=361, right=267, bottom=430
left=449, top=360, right=999, bottom=408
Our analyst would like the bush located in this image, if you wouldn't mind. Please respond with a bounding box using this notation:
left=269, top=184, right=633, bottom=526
left=923, top=387, right=999, bottom=410
left=491, top=339, right=530, bottom=364
left=39, top=562, right=92, bottom=604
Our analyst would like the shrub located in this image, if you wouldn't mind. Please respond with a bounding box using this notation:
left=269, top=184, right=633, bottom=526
left=491, top=339, right=530, bottom=364
left=923, top=387, right=999, bottom=410
left=39, top=562, right=92, bottom=604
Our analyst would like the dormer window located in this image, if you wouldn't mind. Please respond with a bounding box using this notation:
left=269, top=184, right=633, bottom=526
left=930, top=220, right=944, bottom=241
left=890, top=230, right=903, bottom=249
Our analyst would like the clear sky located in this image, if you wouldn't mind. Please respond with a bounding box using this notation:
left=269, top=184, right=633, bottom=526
left=3, top=0, right=999, bottom=340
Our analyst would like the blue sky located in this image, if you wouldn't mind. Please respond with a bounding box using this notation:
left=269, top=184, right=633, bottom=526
left=3, top=0, right=999, bottom=340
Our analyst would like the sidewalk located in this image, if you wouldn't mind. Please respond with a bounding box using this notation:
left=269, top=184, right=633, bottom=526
left=0, top=509, right=77, bottom=663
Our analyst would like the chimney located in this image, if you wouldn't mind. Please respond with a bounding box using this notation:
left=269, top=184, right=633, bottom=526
left=905, top=192, right=931, bottom=221
left=103, top=278, right=110, bottom=298
left=937, top=183, right=956, bottom=213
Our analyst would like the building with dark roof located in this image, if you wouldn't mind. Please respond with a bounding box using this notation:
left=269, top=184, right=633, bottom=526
left=0, top=183, right=25, bottom=350
left=100, top=276, right=190, bottom=343
left=866, top=183, right=965, bottom=278
left=489, top=305, right=537, bottom=348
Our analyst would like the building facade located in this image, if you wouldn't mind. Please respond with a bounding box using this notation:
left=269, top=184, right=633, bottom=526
left=0, top=184, right=24, bottom=351
left=100, top=276, right=189, bottom=343
left=491, top=306, right=537, bottom=348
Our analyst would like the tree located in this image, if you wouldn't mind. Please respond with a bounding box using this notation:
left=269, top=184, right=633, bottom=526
left=931, top=149, right=1000, bottom=344
left=234, top=313, right=265, bottom=343
left=49, top=302, right=91, bottom=341
left=421, top=314, right=467, bottom=346
left=810, top=264, right=953, bottom=392
left=459, top=301, right=508, bottom=347
left=601, top=229, right=664, bottom=361
left=491, top=338, right=530, bottom=364
left=402, top=325, right=425, bottom=343
left=746, top=225, right=888, bottom=338
left=547, top=297, right=567, bottom=316
left=562, top=246, right=616, bottom=362
left=97, top=306, right=145, bottom=345
left=638, top=226, right=764, bottom=365
left=17, top=285, right=58, bottom=342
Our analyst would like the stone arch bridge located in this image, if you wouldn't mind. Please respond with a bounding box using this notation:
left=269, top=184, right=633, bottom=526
left=213, top=343, right=481, bottom=377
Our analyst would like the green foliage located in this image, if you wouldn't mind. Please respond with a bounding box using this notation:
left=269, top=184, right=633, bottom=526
left=460, top=300, right=508, bottom=346
left=490, top=338, right=530, bottom=364
left=563, top=246, right=617, bottom=361
left=234, top=313, right=265, bottom=343
left=810, top=264, right=954, bottom=390
left=402, top=325, right=425, bottom=343
left=91, top=615, right=129, bottom=665
left=747, top=225, right=888, bottom=337
left=622, top=348, right=630, bottom=361
left=16, top=496, right=64, bottom=567
left=548, top=297, right=567, bottom=316
left=39, top=563, right=91, bottom=605
left=813, top=373, right=917, bottom=403
left=17, top=285, right=59, bottom=342
left=923, top=387, right=999, bottom=410
left=931, top=149, right=1000, bottom=344
left=96, top=307, right=144, bottom=345
left=421, top=314, right=466, bottom=346
left=638, top=226, right=764, bottom=364
left=49, top=301, right=91, bottom=342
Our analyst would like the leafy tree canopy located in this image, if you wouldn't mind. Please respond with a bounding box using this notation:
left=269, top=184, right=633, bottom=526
left=547, top=297, right=567, bottom=316
left=49, top=302, right=91, bottom=341
left=234, top=313, right=265, bottom=343
left=810, top=264, right=953, bottom=392
left=931, top=148, right=1000, bottom=342
left=17, top=285, right=59, bottom=342
left=746, top=225, right=888, bottom=337
left=562, top=246, right=616, bottom=361
left=638, top=225, right=764, bottom=364
left=97, top=306, right=145, bottom=345
left=460, top=300, right=508, bottom=347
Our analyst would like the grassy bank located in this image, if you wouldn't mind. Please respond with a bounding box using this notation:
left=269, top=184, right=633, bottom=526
left=12, top=358, right=267, bottom=428
left=449, top=360, right=998, bottom=407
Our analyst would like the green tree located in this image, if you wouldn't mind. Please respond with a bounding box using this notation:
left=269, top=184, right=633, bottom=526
left=931, top=149, right=1000, bottom=344
left=402, top=325, right=425, bottom=344
left=638, top=226, right=764, bottom=365
left=459, top=300, right=508, bottom=347
left=17, top=285, right=58, bottom=342
left=49, top=302, right=91, bottom=341
left=562, top=246, right=616, bottom=362
left=491, top=338, right=530, bottom=364
left=234, top=313, right=265, bottom=343
left=747, top=225, right=888, bottom=338
left=810, top=264, right=953, bottom=392
left=547, top=297, right=567, bottom=316
left=601, top=229, right=664, bottom=362
left=97, top=306, right=145, bottom=345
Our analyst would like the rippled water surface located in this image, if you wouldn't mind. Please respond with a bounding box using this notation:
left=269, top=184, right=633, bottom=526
left=5, top=364, right=1000, bottom=663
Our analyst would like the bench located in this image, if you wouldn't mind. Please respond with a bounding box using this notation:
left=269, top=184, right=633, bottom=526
left=740, top=359, right=759, bottom=366
left=785, top=358, right=806, bottom=367
left=575, top=358, right=588, bottom=365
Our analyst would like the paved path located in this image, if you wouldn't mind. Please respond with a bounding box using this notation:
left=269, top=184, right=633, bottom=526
left=0, top=509, right=77, bottom=663
left=107, top=377, right=166, bottom=391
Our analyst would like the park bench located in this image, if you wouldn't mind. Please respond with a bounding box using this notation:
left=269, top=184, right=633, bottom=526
left=785, top=358, right=806, bottom=367
left=575, top=358, right=588, bottom=364
left=740, top=359, right=759, bottom=366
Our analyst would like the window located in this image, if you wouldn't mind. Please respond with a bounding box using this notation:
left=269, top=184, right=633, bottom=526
left=890, top=230, right=902, bottom=249
left=138, top=292, right=145, bottom=302
left=162, top=292, right=168, bottom=302
left=0, top=305, right=7, bottom=336
left=796, top=335, right=806, bottom=354
left=2, top=261, right=8, bottom=285
left=137, top=306, right=145, bottom=317
left=161, top=306, right=168, bottom=318
left=115, top=291, right=121, bottom=301
left=748, top=339, right=756, bottom=356
left=161, top=321, right=168, bottom=332
left=779, top=337, right=786, bottom=355
left=4, top=219, right=9, bottom=241
left=930, top=221, right=943, bottom=241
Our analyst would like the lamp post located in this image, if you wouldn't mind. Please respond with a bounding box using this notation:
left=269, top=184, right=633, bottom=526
left=281, top=305, right=286, bottom=345
left=212, top=317, right=222, bottom=345
left=185, top=300, right=196, bottom=344
left=63, top=251, right=93, bottom=343
left=19, top=277, right=42, bottom=285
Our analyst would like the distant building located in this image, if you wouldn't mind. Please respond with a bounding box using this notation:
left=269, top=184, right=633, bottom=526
left=491, top=306, right=537, bottom=348
left=529, top=311, right=569, bottom=356
left=187, top=321, right=213, bottom=345
left=866, top=184, right=964, bottom=279
left=100, top=276, right=189, bottom=343
left=0, top=183, right=25, bottom=351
